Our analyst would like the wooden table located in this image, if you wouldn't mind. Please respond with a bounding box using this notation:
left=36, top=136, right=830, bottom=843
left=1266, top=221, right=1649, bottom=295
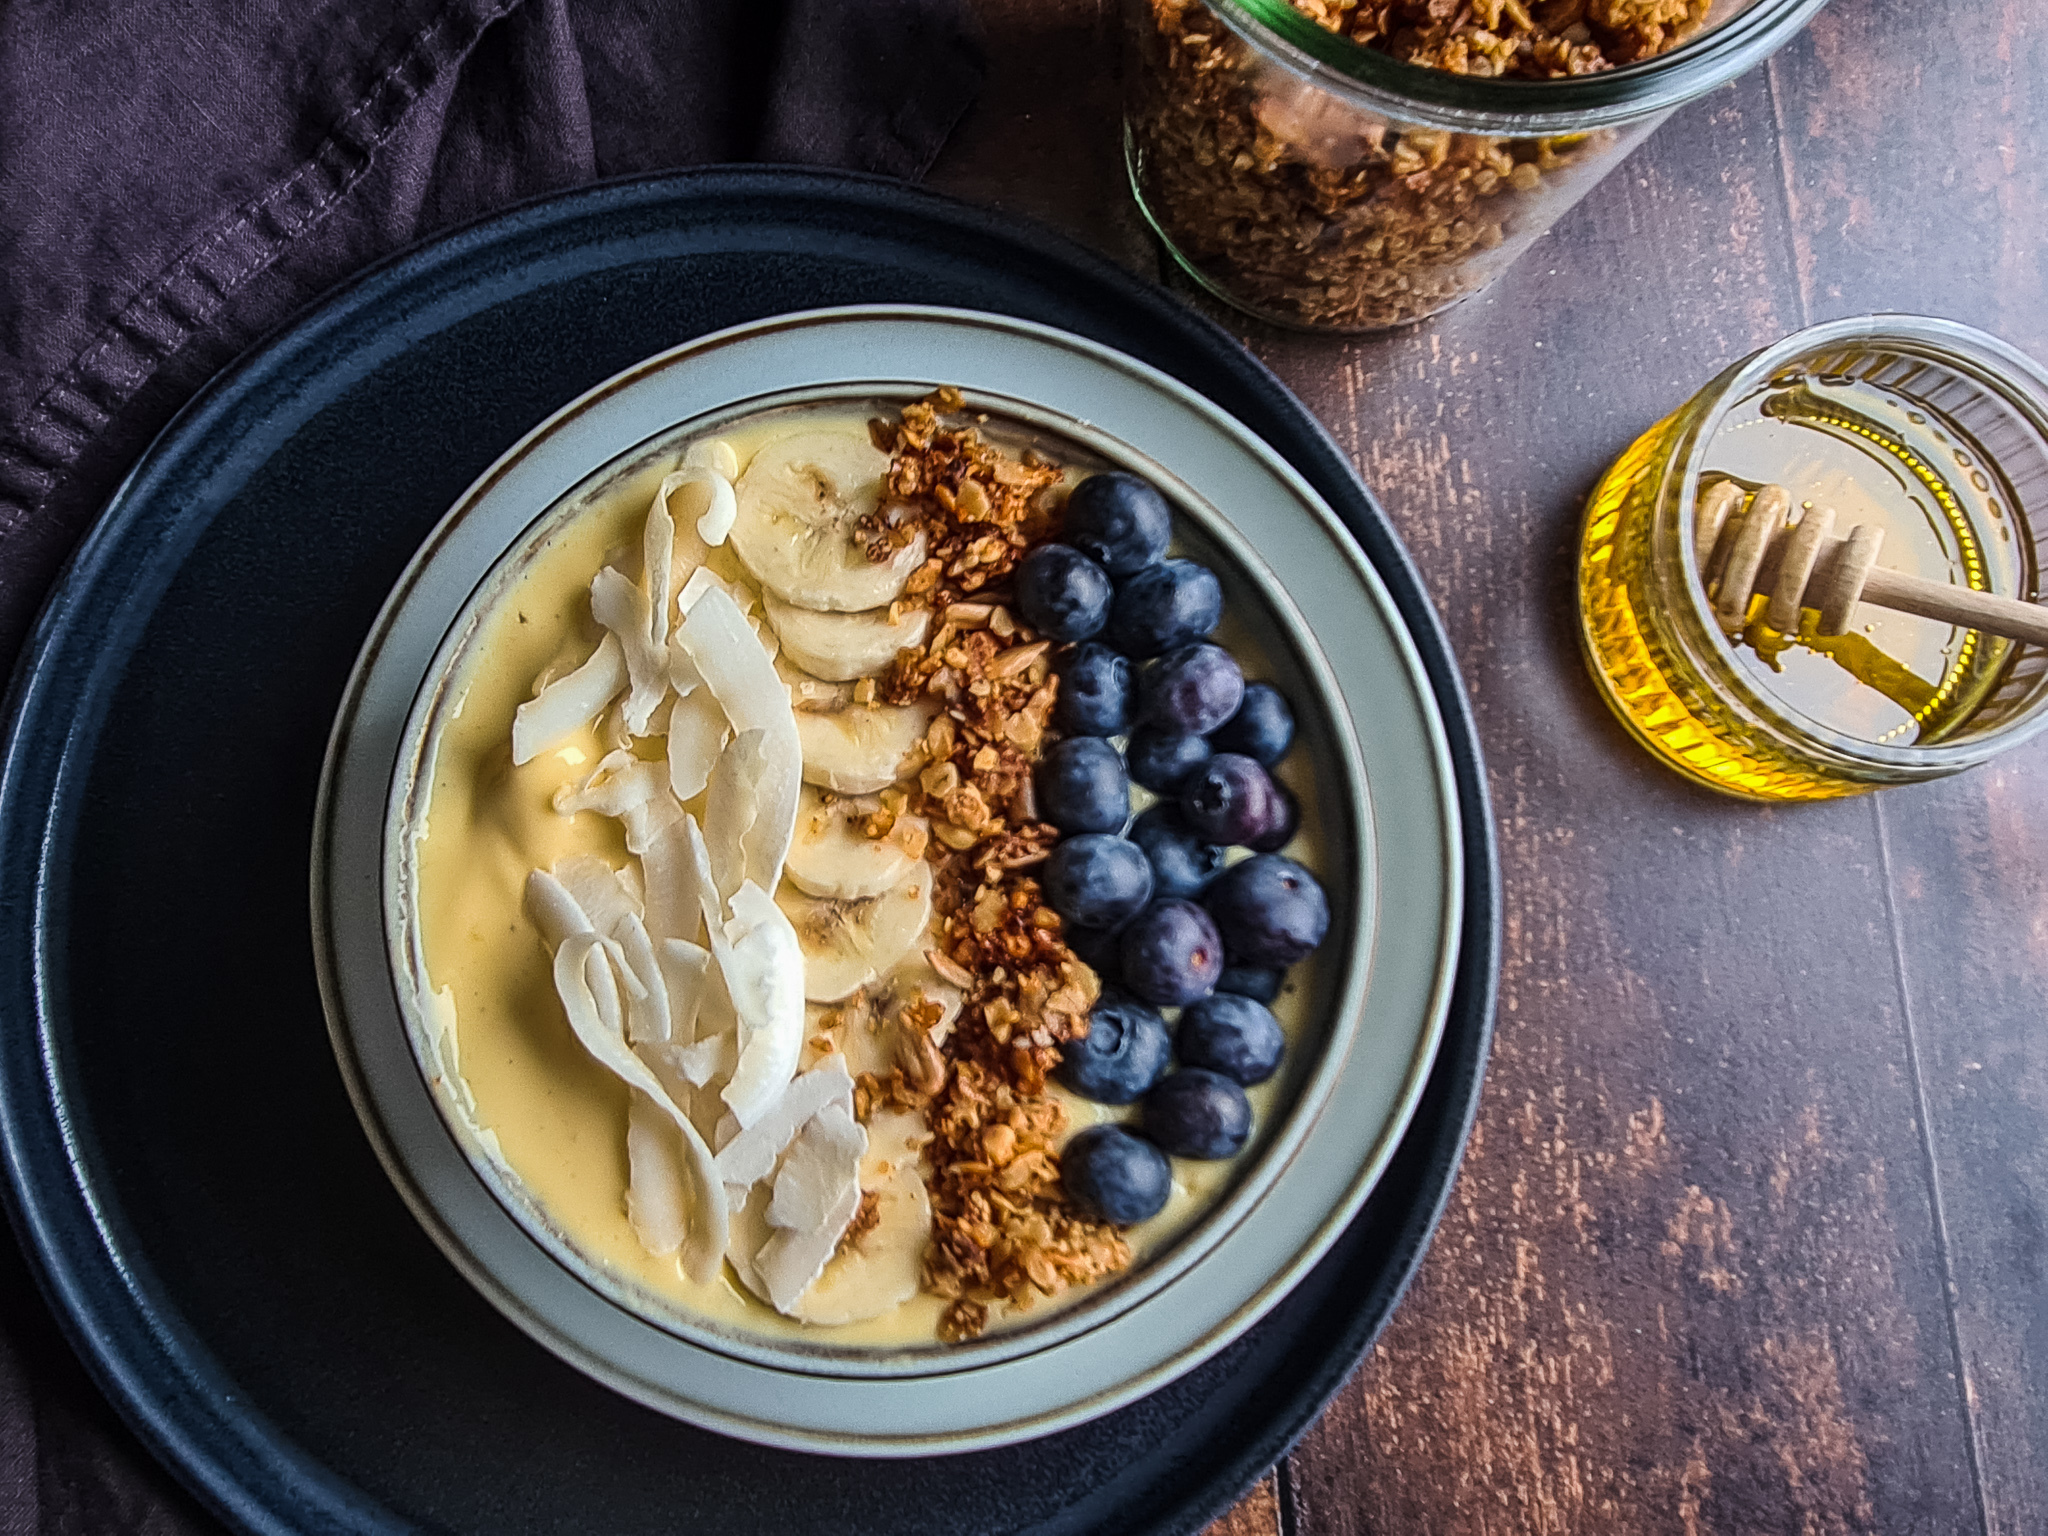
left=934, top=0, right=2048, bottom=1529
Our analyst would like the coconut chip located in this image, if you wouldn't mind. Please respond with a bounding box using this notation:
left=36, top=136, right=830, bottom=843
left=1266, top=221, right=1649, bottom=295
left=712, top=1054, right=857, bottom=1187
left=711, top=881, right=808, bottom=1130
left=590, top=566, right=671, bottom=737
left=755, top=1103, right=868, bottom=1314
left=552, top=932, right=727, bottom=1280
left=666, top=682, right=728, bottom=803
left=512, top=633, right=626, bottom=766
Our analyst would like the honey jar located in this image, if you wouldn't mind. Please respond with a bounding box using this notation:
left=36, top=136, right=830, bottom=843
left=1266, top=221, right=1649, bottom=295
left=1577, top=316, right=2048, bottom=801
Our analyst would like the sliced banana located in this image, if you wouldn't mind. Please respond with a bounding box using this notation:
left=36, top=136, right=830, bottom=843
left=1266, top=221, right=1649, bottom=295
left=729, top=430, right=927, bottom=612
left=795, top=699, right=937, bottom=795
left=764, top=593, right=930, bottom=683
left=776, top=653, right=856, bottom=713
left=791, top=1173, right=931, bottom=1325
left=776, top=867, right=932, bottom=1002
left=785, top=785, right=925, bottom=900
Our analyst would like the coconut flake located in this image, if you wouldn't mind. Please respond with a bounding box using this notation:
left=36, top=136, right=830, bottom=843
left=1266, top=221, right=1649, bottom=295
left=550, top=855, right=641, bottom=936
left=553, top=933, right=726, bottom=1280
left=590, top=566, right=671, bottom=737
left=657, top=937, right=711, bottom=1044
left=756, top=1104, right=867, bottom=1314
left=675, top=588, right=802, bottom=891
left=615, top=914, right=671, bottom=1045
left=525, top=870, right=589, bottom=949
left=711, top=881, right=806, bottom=1129
left=643, top=482, right=676, bottom=657
left=683, top=438, right=741, bottom=482
left=554, top=755, right=668, bottom=820
left=625, top=1091, right=689, bottom=1256
left=512, top=633, right=626, bottom=766
left=704, top=729, right=768, bottom=901
left=637, top=811, right=707, bottom=946
left=666, top=683, right=728, bottom=803
left=711, top=1055, right=856, bottom=1187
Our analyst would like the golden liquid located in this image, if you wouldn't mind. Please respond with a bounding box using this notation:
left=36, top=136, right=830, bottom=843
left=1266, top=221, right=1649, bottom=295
left=1578, top=372, right=2028, bottom=801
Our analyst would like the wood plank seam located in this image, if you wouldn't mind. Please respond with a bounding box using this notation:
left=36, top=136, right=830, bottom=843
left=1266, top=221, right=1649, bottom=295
left=1873, top=796, right=1996, bottom=1534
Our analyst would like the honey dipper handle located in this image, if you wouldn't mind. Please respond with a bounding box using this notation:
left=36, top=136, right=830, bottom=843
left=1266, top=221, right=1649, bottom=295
left=1856, top=564, right=2048, bottom=648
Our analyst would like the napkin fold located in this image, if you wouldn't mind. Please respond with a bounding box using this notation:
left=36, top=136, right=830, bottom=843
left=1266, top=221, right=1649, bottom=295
left=0, top=0, right=984, bottom=672
left=0, top=2, right=983, bottom=1527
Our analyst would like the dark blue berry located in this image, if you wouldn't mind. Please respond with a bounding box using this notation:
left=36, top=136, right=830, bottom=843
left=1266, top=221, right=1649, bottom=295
left=1065, top=922, right=1125, bottom=988
left=1205, top=855, right=1330, bottom=966
left=1056, top=994, right=1174, bottom=1103
left=1063, top=473, right=1173, bottom=577
left=1053, top=643, right=1135, bottom=737
left=1130, top=806, right=1228, bottom=900
left=1042, top=834, right=1154, bottom=930
left=1125, top=726, right=1212, bottom=793
left=1180, top=753, right=1285, bottom=847
left=1247, top=782, right=1300, bottom=853
left=1217, top=965, right=1284, bottom=1004
left=1015, top=544, right=1113, bottom=643
left=1119, top=898, right=1224, bottom=1007
left=1037, top=737, right=1130, bottom=834
left=1177, top=994, right=1287, bottom=1086
left=1138, top=643, right=1244, bottom=736
left=1211, top=683, right=1296, bottom=767
left=1108, top=560, right=1223, bottom=659
left=1144, top=1069, right=1253, bottom=1160
left=1061, top=1124, right=1173, bottom=1223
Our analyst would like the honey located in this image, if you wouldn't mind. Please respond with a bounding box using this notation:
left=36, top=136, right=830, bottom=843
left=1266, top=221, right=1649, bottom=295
left=1577, top=318, right=2048, bottom=802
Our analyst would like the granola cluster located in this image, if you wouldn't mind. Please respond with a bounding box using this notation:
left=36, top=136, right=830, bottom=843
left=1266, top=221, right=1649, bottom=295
left=847, top=395, right=1134, bottom=1341
left=1127, top=0, right=1706, bottom=329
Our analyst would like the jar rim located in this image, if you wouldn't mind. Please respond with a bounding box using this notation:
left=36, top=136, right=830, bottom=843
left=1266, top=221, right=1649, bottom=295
left=1212, top=0, right=1830, bottom=131
left=1668, top=314, right=2048, bottom=772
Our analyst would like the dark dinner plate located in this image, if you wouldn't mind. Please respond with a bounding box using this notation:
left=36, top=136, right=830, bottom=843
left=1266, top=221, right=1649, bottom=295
left=0, top=169, right=1497, bottom=1535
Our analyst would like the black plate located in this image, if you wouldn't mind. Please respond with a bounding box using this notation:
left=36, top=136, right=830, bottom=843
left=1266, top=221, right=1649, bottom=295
left=0, top=169, right=1498, bottom=1536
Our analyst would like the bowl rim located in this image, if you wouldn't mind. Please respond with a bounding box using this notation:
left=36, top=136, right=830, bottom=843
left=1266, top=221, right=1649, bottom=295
left=386, top=379, right=1373, bottom=1377
left=311, top=303, right=1464, bottom=1452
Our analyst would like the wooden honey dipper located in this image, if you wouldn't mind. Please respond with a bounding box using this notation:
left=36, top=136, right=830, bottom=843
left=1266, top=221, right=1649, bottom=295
left=1693, top=480, right=2048, bottom=647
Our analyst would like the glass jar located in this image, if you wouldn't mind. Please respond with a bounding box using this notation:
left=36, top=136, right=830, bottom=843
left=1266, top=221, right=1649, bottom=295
left=1576, top=316, right=2048, bottom=802
left=1121, top=0, right=1828, bottom=333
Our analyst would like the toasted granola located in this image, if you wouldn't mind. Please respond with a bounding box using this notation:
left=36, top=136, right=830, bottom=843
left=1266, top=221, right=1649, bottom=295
left=849, top=393, right=1134, bottom=1340
left=1126, top=0, right=1708, bottom=329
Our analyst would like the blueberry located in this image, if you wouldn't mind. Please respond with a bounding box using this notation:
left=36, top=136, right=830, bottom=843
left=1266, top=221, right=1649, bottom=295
left=1177, top=994, right=1287, bottom=1086
left=1055, top=994, right=1174, bottom=1103
left=1247, top=782, right=1300, bottom=853
left=1125, top=727, right=1211, bottom=794
left=1211, top=683, right=1296, bottom=767
left=1118, top=898, right=1224, bottom=1007
left=1015, top=544, right=1113, bottom=643
left=1180, top=753, right=1284, bottom=847
left=1042, top=834, right=1154, bottom=930
left=1108, top=560, right=1223, bottom=659
left=1138, top=643, right=1244, bottom=736
left=1217, top=964, right=1284, bottom=1004
left=1037, top=737, right=1130, bottom=834
left=1144, top=1069, right=1253, bottom=1160
left=1064, top=922, right=1125, bottom=988
left=1061, top=1124, right=1173, bottom=1223
left=1053, top=643, right=1135, bottom=737
left=1205, top=855, right=1330, bottom=966
left=1063, top=473, right=1173, bottom=577
left=1129, top=805, right=1228, bottom=900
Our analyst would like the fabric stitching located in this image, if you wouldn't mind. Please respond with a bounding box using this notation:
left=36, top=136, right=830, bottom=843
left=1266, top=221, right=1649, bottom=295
left=0, top=0, right=518, bottom=541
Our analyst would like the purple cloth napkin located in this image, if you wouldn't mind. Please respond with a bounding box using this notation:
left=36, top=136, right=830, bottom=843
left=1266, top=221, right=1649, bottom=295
left=0, top=3, right=982, bottom=1527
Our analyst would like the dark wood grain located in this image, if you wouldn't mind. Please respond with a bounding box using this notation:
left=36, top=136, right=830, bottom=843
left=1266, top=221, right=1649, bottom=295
left=934, top=0, right=2048, bottom=1530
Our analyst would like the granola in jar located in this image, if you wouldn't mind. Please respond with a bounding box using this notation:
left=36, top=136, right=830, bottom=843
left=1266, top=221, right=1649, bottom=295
left=1123, top=0, right=1714, bottom=330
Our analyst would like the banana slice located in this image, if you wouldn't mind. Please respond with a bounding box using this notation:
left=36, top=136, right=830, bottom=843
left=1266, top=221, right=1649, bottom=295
left=776, top=867, right=932, bottom=1002
left=785, top=785, right=925, bottom=900
left=764, top=593, right=930, bottom=683
left=791, top=1143, right=932, bottom=1326
left=776, top=653, right=856, bottom=713
left=795, top=699, right=937, bottom=795
left=729, top=430, right=927, bottom=612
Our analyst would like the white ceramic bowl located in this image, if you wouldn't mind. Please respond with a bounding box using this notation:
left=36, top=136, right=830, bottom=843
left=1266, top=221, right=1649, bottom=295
left=312, top=306, right=1462, bottom=1454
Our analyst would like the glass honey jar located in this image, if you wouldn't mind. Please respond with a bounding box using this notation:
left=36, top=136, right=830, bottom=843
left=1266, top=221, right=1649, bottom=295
left=1577, top=316, right=2048, bottom=801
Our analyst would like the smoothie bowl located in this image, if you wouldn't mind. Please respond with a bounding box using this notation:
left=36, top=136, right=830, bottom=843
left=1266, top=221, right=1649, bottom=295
left=312, top=307, right=1462, bottom=1452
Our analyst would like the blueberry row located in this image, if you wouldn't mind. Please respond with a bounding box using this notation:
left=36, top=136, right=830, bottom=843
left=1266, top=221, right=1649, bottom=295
left=1018, top=472, right=1337, bottom=1226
